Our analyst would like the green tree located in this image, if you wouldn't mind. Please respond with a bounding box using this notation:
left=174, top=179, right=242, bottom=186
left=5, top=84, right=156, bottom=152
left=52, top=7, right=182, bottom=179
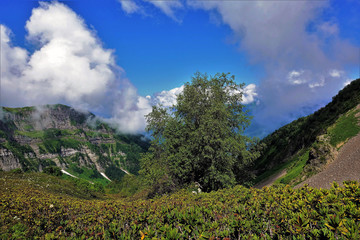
left=43, top=166, right=63, bottom=177
left=140, top=72, right=258, bottom=193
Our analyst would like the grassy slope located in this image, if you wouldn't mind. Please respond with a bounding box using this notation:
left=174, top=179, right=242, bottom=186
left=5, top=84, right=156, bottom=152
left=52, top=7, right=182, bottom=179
left=253, top=78, right=360, bottom=185
left=327, top=107, right=360, bottom=148
left=2, top=171, right=360, bottom=239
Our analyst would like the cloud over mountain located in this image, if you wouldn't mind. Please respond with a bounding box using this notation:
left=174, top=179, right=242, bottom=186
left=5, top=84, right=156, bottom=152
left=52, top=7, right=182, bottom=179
left=1, top=2, right=151, bottom=133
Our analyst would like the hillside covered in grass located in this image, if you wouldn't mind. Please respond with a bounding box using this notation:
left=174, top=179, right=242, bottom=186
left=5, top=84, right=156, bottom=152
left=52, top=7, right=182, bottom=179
left=0, top=104, right=149, bottom=185
left=2, top=171, right=360, bottom=239
left=253, top=78, right=360, bottom=186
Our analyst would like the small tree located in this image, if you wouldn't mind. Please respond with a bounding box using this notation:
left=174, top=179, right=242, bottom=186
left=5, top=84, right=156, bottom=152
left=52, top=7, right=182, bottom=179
left=140, top=72, right=258, bottom=193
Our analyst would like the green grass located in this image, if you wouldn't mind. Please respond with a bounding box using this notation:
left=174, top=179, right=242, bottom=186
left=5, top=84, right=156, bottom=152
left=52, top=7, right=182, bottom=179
left=253, top=158, right=293, bottom=185
left=328, top=108, right=360, bottom=147
left=2, top=106, right=35, bottom=114
left=15, top=130, right=45, bottom=138
left=15, top=129, right=80, bottom=139
left=60, top=137, right=83, bottom=149
left=0, top=130, right=6, bottom=138
left=66, top=164, right=110, bottom=186
left=0, top=171, right=103, bottom=200
left=254, top=149, right=310, bottom=186
left=85, top=131, right=112, bottom=139
left=277, top=150, right=309, bottom=185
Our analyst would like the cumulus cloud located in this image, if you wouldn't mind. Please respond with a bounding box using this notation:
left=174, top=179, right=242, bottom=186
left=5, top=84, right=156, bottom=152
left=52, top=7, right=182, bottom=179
left=241, top=84, right=258, bottom=105
left=188, top=0, right=359, bottom=134
left=1, top=2, right=151, bottom=133
left=150, top=85, right=184, bottom=107
left=1, top=25, right=29, bottom=107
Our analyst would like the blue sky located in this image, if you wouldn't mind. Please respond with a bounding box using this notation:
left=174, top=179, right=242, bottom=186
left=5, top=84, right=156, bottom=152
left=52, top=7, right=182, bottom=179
left=0, top=0, right=359, bottom=137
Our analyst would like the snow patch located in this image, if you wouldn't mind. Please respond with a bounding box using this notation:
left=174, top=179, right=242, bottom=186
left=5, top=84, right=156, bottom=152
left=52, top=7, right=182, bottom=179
left=120, top=167, right=130, bottom=175
left=100, top=172, right=112, bottom=182
left=61, top=169, right=78, bottom=179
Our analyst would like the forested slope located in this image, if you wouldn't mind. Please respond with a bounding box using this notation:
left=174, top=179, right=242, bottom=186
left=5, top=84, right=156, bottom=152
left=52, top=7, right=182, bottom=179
left=254, top=78, right=360, bottom=185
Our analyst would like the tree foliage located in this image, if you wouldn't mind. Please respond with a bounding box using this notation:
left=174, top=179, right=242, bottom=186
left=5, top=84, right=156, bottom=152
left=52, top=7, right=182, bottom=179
left=140, top=72, right=259, bottom=193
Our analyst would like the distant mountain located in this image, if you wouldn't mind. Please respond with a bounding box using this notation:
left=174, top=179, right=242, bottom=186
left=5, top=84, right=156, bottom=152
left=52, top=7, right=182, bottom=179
left=0, top=104, right=149, bottom=183
left=253, top=78, right=360, bottom=187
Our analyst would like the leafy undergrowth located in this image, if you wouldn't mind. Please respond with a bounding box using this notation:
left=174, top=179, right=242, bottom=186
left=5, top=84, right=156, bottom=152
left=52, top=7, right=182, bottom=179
left=2, top=172, right=360, bottom=239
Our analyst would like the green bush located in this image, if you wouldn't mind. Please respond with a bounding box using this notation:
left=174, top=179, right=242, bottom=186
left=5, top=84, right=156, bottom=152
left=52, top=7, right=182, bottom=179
left=43, top=166, right=63, bottom=177
left=3, top=172, right=360, bottom=239
left=10, top=168, right=23, bottom=174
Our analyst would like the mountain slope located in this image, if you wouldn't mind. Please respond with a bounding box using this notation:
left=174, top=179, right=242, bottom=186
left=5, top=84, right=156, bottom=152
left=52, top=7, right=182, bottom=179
left=0, top=104, right=149, bottom=183
left=253, top=78, right=360, bottom=186
left=296, top=105, right=360, bottom=188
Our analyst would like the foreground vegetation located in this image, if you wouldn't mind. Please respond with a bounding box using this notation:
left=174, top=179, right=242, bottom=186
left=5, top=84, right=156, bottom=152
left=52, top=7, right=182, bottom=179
left=2, top=171, right=360, bottom=239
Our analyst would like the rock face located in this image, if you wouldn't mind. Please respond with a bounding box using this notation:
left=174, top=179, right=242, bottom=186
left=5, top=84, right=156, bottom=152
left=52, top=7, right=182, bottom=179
left=305, top=135, right=338, bottom=173
left=0, top=148, right=21, bottom=171
left=3, top=105, right=92, bottom=131
left=0, top=104, right=149, bottom=180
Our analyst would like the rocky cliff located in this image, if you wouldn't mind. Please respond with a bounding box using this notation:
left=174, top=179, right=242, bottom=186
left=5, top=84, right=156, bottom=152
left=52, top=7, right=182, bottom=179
left=0, top=104, right=149, bottom=182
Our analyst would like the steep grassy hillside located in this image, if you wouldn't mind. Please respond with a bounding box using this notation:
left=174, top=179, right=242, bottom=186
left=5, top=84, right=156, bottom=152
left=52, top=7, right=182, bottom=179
left=0, top=104, right=149, bottom=184
left=2, top=171, right=360, bottom=239
left=254, top=78, right=360, bottom=185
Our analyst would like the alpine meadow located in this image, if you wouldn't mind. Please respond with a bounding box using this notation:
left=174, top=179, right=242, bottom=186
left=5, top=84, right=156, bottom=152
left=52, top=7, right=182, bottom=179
left=1, top=0, right=360, bottom=239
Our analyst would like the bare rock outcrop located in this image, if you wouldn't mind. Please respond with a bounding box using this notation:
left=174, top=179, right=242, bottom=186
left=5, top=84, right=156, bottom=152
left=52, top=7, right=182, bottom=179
left=0, top=148, right=21, bottom=171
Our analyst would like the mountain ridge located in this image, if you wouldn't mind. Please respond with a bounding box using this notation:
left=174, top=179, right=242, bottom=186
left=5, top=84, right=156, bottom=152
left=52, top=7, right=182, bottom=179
left=253, top=78, right=360, bottom=187
left=0, top=104, right=149, bottom=184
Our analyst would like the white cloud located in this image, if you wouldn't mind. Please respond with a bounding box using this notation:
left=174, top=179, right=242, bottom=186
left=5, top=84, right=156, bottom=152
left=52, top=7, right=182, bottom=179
left=1, top=2, right=151, bottom=133
left=145, top=0, right=183, bottom=20
left=151, top=85, right=184, bottom=107
left=343, top=79, right=352, bottom=87
left=117, top=0, right=183, bottom=21
left=288, top=70, right=307, bottom=85
left=189, top=0, right=358, bottom=132
left=241, top=84, right=258, bottom=105
left=308, top=77, right=325, bottom=89
left=118, top=0, right=141, bottom=14
left=107, top=85, right=152, bottom=133
left=0, top=25, right=30, bottom=107
left=329, top=69, right=343, bottom=78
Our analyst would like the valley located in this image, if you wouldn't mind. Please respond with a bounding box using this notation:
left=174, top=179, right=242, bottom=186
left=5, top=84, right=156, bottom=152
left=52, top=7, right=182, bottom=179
left=1, top=78, right=360, bottom=239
